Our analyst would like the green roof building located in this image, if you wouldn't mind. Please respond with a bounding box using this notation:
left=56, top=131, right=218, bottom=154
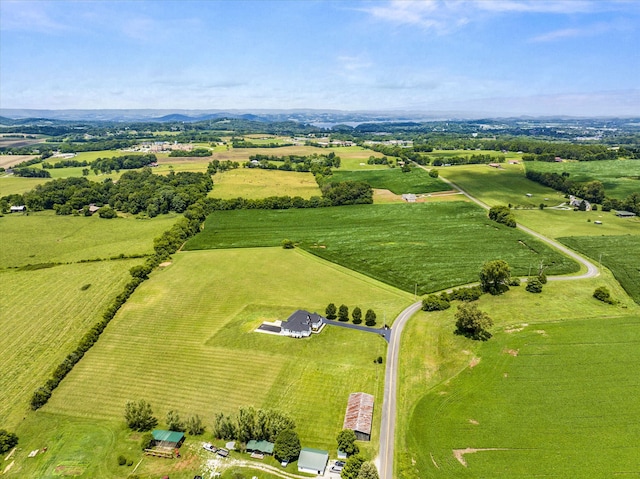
left=152, top=430, right=185, bottom=448
left=246, top=439, right=274, bottom=454
left=297, top=447, right=329, bottom=475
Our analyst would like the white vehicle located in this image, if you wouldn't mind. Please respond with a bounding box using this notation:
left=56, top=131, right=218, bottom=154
left=203, top=443, right=217, bottom=453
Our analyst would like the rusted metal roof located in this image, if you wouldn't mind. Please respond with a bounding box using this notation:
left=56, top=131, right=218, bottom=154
left=342, top=392, right=374, bottom=435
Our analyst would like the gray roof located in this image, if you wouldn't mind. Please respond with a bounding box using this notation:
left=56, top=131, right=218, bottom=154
left=298, top=447, right=328, bottom=472
left=281, top=310, right=324, bottom=333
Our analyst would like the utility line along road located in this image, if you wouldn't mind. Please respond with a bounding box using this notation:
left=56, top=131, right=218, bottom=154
left=377, top=165, right=599, bottom=479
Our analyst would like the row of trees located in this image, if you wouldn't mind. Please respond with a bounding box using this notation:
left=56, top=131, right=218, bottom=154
left=211, top=406, right=297, bottom=443
left=168, top=147, right=212, bottom=157
left=207, top=159, right=239, bottom=174
left=325, top=304, right=377, bottom=326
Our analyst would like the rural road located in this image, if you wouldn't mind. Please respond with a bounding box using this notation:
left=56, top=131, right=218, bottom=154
left=377, top=164, right=600, bottom=479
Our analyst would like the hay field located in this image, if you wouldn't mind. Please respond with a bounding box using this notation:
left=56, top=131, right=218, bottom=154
left=185, top=202, right=579, bottom=294
left=0, top=260, right=138, bottom=427
left=0, top=212, right=178, bottom=268
left=397, top=272, right=640, bottom=478
left=43, top=248, right=412, bottom=452
left=0, top=155, right=38, bottom=168
left=0, top=176, right=48, bottom=196
left=209, top=168, right=321, bottom=199
left=330, top=168, right=449, bottom=195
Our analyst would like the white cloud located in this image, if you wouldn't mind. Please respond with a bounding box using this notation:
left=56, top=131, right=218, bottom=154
left=0, top=1, right=69, bottom=33
left=530, top=20, right=632, bottom=42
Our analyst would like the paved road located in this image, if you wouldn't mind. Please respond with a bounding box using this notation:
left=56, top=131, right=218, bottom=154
left=377, top=301, right=422, bottom=479
left=376, top=165, right=600, bottom=479
left=321, top=318, right=391, bottom=342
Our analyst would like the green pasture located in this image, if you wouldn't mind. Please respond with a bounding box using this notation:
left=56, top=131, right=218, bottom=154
left=526, top=159, right=640, bottom=199
left=0, top=212, right=177, bottom=268
left=428, top=149, right=521, bottom=161
left=559, top=235, right=640, bottom=304
left=185, top=202, right=579, bottom=294
left=69, top=150, right=124, bottom=162
left=209, top=168, right=321, bottom=199
left=0, top=176, right=48, bottom=196
left=515, top=208, right=640, bottom=238
left=43, top=248, right=411, bottom=456
left=332, top=146, right=390, bottom=170
left=0, top=260, right=137, bottom=428
left=329, top=168, right=449, bottom=195
left=439, top=163, right=565, bottom=207
left=397, top=271, right=640, bottom=478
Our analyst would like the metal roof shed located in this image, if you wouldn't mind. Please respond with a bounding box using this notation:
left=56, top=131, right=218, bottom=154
left=152, top=430, right=185, bottom=448
left=297, top=447, right=329, bottom=475
left=246, top=440, right=274, bottom=454
left=343, top=392, right=374, bottom=441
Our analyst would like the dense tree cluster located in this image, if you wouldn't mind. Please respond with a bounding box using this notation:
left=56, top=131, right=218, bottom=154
left=274, top=429, right=301, bottom=462
left=212, top=406, right=297, bottom=444
left=232, top=139, right=294, bottom=148
left=593, top=286, right=615, bottom=304
left=321, top=181, right=373, bottom=206
left=488, top=205, right=516, bottom=227
left=0, top=430, right=19, bottom=454
left=454, top=303, right=493, bottom=341
left=432, top=153, right=505, bottom=166
left=57, top=139, right=137, bottom=153
left=91, top=154, right=157, bottom=174
left=124, top=399, right=158, bottom=431
left=244, top=152, right=341, bottom=174
left=42, top=158, right=91, bottom=169
left=168, top=147, right=212, bottom=157
left=6, top=169, right=213, bottom=217
left=336, top=429, right=359, bottom=457
left=479, top=260, right=511, bottom=295
left=422, top=285, right=484, bottom=311
left=12, top=167, right=51, bottom=178
left=207, top=159, right=239, bottom=174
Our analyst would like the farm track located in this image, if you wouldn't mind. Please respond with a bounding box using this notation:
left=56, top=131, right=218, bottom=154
left=377, top=164, right=601, bottom=479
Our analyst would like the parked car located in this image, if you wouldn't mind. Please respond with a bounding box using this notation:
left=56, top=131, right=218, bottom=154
left=330, top=466, right=343, bottom=473
left=335, top=461, right=346, bottom=467
left=203, top=443, right=217, bottom=453
left=281, top=460, right=289, bottom=467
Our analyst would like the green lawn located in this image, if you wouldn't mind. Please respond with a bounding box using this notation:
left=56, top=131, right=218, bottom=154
left=329, top=168, right=450, bottom=195
left=559, top=235, right=640, bottom=304
left=397, top=271, right=640, bottom=478
left=526, top=159, right=640, bottom=199
left=0, top=260, right=138, bottom=427
left=439, top=163, right=565, bottom=208
left=185, top=202, right=579, bottom=294
left=0, top=212, right=178, bottom=268
left=209, top=168, right=321, bottom=199
left=0, top=175, right=48, bottom=196
left=515, top=208, right=640, bottom=238
left=42, top=248, right=412, bottom=457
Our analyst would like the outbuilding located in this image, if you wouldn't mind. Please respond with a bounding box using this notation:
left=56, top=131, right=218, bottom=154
left=615, top=210, right=637, bottom=218
left=152, top=430, right=185, bottom=449
left=246, top=440, right=274, bottom=455
left=10, top=205, right=26, bottom=213
left=297, top=447, right=329, bottom=475
left=343, top=392, right=374, bottom=441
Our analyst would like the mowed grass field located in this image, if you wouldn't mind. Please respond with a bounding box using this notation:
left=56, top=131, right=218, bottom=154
left=397, top=272, right=640, bottom=478
left=329, top=168, right=450, bottom=195
left=526, top=159, right=640, bottom=199
left=438, top=163, right=565, bottom=208
left=209, top=168, right=321, bottom=199
left=185, top=202, right=579, bottom=294
left=0, top=175, right=48, bottom=196
left=0, top=212, right=178, bottom=268
left=559, top=235, right=640, bottom=304
left=515, top=208, right=640, bottom=238
left=43, top=248, right=412, bottom=454
left=0, top=260, right=138, bottom=428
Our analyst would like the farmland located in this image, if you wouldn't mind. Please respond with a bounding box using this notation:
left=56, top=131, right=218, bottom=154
left=0, top=259, right=138, bottom=427
left=559, top=235, right=640, bottom=304
left=209, top=168, right=321, bottom=199
left=0, top=212, right=178, bottom=268
left=525, top=159, right=640, bottom=199
left=396, top=272, right=640, bottom=478
left=329, top=168, right=450, bottom=195
left=185, top=202, right=579, bottom=294
left=41, top=248, right=412, bottom=456
left=515, top=208, right=640, bottom=238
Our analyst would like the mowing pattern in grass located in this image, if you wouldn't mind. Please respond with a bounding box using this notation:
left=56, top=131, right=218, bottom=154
left=526, top=160, right=640, bottom=199
left=329, top=168, right=449, bottom=195
left=0, top=176, right=48, bottom=196
left=185, top=202, right=579, bottom=294
left=0, top=213, right=177, bottom=268
left=209, top=168, right=321, bottom=199
left=44, top=248, right=411, bottom=452
left=440, top=163, right=565, bottom=208
left=0, top=260, right=137, bottom=427
left=406, top=315, right=640, bottom=478
left=559, top=235, right=640, bottom=304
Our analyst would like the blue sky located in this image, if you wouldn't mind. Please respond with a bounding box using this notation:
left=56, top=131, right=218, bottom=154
left=1, top=0, right=639, bottom=116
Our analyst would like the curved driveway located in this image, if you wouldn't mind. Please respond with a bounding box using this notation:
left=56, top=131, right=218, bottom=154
left=377, top=165, right=599, bottom=479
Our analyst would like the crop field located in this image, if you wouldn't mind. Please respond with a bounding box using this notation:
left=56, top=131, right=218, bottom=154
left=209, top=145, right=327, bottom=162
left=43, top=248, right=412, bottom=454
left=185, top=202, right=579, bottom=294
left=515, top=208, right=640, bottom=238
left=526, top=160, right=640, bottom=199
left=0, top=212, right=178, bottom=268
left=396, top=272, right=640, bottom=478
left=209, top=168, right=321, bottom=199
left=559, top=235, right=640, bottom=304
left=329, top=168, right=450, bottom=195
left=0, top=259, right=137, bottom=428
left=438, top=163, right=564, bottom=207
left=0, top=154, right=38, bottom=168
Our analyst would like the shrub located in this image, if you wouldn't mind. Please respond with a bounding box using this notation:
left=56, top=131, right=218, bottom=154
left=593, top=286, right=615, bottom=304
left=125, top=399, right=158, bottom=431
left=352, top=306, right=362, bottom=324
left=338, top=304, right=349, bottom=322
left=454, top=303, right=493, bottom=341
left=422, top=294, right=450, bottom=311
left=508, top=277, right=521, bottom=286
left=488, top=205, right=516, bottom=227
left=80, top=283, right=91, bottom=291
left=281, top=239, right=295, bottom=249
left=118, top=455, right=127, bottom=466
left=0, top=429, right=19, bottom=454
left=526, top=278, right=543, bottom=293
left=140, top=432, right=154, bottom=451
left=428, top=169, right=439, bottom=178
left=325, top=303, right=337, bottom=320
left=98, top=206, right=118, bottom=219
left=186, top=414, right=205, bottom=435
left=365, top=309, right=377, bottom=326
left=127, top=460, right=133, bottom=466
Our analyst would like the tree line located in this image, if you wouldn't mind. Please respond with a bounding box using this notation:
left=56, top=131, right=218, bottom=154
left=168, top=147, right=212, bottom=157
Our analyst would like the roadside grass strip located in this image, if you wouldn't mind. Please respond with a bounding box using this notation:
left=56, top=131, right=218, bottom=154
left=43, top=248, right=411, bottom=453
left=185, top=202, right=579, bottom=294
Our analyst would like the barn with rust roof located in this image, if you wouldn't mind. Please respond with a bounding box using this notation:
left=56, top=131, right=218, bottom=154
left=342, top=392, right=374, bottom=441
